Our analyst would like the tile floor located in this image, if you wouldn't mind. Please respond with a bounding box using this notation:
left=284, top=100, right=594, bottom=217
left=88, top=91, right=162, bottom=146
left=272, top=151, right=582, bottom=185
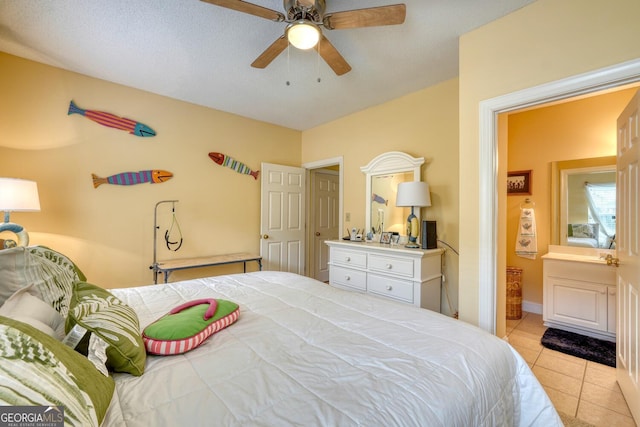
left=506, top=312, right=636, bottom=426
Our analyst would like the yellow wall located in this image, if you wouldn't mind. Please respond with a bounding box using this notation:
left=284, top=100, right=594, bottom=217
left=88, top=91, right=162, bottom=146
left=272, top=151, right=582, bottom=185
left=505, top=88, right=636, bottom=307
left=0, top=53, right=301, bottom=288
left=459, top=0, right=640, bottom=332
left=302, top=78, right=460, bottom=317
left=4, top=0, right=639, bottom=327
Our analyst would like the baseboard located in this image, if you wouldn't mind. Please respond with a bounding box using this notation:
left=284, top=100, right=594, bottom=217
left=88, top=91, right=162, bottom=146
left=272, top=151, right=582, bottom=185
left=522, top=300, right=542, bottom=315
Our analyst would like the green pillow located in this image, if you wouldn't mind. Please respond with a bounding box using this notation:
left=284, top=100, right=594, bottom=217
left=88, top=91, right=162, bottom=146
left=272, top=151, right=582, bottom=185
left=0, top=316, right=114, bottom=426
left=143, top=298, right=240, bottom=355
left=66, top=281, right=146, bottom=376
left=29, top=245, right=86, bottom=282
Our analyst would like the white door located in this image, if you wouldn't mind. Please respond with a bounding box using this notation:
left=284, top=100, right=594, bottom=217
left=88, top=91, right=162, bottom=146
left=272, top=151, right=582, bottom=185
left=260, top=163, right=306, bottom=274
left=616, top=90, right=640, bottom=424
left=312, top=170, right=339, bottom=282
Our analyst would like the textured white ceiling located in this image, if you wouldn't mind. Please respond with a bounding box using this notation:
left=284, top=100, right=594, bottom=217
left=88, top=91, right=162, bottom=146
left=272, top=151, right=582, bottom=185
left=0, top=0, right=535, bottom=130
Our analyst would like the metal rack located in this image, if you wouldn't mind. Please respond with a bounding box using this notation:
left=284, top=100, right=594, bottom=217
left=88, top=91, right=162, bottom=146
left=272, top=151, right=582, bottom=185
left=150, top=200, right=179, bottom=284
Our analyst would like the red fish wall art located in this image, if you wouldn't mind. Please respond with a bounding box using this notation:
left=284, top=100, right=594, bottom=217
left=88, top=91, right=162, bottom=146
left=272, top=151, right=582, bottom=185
left=92, top=170, right=173, bottom=188
left=68, top=100, right=156, bottom=137
left=208, top=152, right=259, bottom=180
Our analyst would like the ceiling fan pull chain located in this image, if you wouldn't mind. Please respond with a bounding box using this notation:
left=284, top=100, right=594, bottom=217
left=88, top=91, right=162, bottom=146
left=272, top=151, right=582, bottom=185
left=286, top=42, right=291, bottom=86
left=316, top=37, right=321, bottom=83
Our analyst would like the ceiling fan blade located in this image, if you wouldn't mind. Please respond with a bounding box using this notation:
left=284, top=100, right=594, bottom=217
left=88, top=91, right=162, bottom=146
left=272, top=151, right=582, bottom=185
left=251, top=35, right=289, bottom=69
left=200, top=0, right=284, bottom=21
left=315, top=35, right=351, bottom=76
left=323, top=4, right=406, bottom=30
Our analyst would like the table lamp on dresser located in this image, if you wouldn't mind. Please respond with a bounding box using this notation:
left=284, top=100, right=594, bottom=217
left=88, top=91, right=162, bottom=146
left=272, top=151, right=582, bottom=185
left=396, top=181, right=431, bottom=248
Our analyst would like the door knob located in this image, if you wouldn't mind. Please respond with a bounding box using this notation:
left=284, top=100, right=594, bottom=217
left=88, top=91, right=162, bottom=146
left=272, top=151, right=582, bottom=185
left=605, top=254, right=619, bottom=267
left=262, top=234, right=269, bottom=239
left=315, top=232, right=321, bottom=236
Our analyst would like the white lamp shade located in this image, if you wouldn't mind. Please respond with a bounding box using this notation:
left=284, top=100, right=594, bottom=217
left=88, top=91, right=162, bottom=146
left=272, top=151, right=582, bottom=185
left=0, top=178, right=41, bottom=212
left=396, top=181, right=431, bottom=207
left=287, top=20, right=320, bottom=50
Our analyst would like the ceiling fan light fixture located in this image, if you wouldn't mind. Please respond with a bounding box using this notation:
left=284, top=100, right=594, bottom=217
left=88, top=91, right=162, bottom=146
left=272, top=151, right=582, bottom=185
left=286, top=20, right=320, bottom=50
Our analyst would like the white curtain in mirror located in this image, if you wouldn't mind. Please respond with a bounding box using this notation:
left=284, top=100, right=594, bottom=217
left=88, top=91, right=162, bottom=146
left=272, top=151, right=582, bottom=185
left=585, top=182, right=616, bottom=248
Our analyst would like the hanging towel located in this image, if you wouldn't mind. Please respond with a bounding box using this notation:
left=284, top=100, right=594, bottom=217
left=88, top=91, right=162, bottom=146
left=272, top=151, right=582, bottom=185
left=515, top=207, right=537, bottom=259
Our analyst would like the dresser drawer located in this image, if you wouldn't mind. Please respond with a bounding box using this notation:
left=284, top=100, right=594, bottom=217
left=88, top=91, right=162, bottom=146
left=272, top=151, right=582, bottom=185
left=330, top=248, right=367, bottom=269
left=330, top=266, right=367, bottom=291
left=325, top=241, right=443, bottom=312
left=368, top=274, right=414, bottom=304
left=368, top=254, right=413, bottom=277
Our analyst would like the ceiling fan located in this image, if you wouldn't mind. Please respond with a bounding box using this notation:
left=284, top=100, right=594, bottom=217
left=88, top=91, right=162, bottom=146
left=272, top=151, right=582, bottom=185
left=201, top=0, right=406, bottom=75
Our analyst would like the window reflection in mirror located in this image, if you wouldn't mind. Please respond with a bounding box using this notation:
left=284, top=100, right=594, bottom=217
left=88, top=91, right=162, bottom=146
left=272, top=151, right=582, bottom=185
left=551, top=156, right=616, bottom=249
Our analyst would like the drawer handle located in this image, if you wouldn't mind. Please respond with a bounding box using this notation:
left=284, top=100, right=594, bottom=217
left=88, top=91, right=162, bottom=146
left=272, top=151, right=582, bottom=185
left=600, top=289, right=606, bottom=294
left=345, top=256, right=351, bottom=262
left=386, top=264, right=392, bottom=269
left=345, top=275, right=351, bottom=281
left=386, top=285, right=392, bottom=291
left=609, top=290, right=616, bottom=295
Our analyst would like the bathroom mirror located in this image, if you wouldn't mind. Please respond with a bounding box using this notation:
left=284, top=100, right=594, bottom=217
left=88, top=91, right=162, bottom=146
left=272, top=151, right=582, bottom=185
left=551, top=156, right=616, bottom=249
left=361, top=152, right=424, bottom=235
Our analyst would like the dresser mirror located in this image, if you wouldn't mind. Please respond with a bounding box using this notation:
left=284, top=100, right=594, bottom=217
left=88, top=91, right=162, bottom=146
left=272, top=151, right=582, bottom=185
left=550, top=156, right=616, bottom=249
left=361, top=151, right=424, bottom=235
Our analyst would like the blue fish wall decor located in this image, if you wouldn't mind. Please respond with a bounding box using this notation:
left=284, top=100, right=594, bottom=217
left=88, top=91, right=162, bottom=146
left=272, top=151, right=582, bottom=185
left=92, top=170, right=173, bottom=188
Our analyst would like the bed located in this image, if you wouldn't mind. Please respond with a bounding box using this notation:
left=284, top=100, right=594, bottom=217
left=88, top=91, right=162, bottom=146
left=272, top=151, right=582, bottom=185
left=0, top=246, right=562, bottom=426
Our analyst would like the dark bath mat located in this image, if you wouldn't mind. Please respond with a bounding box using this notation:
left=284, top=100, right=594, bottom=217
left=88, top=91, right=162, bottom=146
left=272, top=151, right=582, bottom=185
left=541, top=328, right=615, bottom=367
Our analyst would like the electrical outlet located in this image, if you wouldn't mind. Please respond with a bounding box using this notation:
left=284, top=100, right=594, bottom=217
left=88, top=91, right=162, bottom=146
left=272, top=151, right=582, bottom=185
left=345, top=212, right=351, bottom=222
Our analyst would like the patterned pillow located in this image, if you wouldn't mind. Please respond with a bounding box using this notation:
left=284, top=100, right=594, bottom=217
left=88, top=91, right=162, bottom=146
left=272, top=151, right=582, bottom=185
left=570, top=223, right=599, bottom=239
left=0, top=316, right=114, bottom=426
left=66, top=281, right=146, bottom=376
left=0, top=246, right=83, bottom=317
left=29, top=245, right=86, bottom=282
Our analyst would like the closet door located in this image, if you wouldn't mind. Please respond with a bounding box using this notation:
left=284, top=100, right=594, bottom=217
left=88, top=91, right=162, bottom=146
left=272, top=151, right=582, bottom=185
left=260, top=163, right=306, bottom=274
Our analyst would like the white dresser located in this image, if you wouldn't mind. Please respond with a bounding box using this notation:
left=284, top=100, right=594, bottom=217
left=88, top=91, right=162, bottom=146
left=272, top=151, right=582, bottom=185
left=542, top=247, right=617, bottom=342
left=325, top=240, right=443, bottom=312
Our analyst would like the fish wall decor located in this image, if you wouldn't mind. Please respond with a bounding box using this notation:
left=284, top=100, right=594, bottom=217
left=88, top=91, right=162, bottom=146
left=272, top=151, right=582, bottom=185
left=208, top=152, right=259, bottom=180
left=68, top=100, right=156, bottom=137
left=92, top=170, right=173, bottom=188
left=371, top=193, right=389, bottom=205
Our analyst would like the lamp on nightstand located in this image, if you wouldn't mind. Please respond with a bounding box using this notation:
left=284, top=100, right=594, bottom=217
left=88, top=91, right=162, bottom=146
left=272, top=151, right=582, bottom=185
left=396, top=181, right=431, bottom=248
left=0, top=178, right=41, bottom=248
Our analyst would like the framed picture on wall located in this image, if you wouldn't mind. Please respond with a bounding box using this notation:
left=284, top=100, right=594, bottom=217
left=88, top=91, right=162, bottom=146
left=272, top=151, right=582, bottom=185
left=507, top=170, right=532, bottom=195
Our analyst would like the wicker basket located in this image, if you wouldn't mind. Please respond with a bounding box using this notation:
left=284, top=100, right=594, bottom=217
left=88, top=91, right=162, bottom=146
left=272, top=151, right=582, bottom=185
left=506, top=267, right=523, bottom=320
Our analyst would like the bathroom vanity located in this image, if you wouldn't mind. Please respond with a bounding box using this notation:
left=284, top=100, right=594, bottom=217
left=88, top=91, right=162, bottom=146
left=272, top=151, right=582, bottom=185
left=542, top=245, right=617, bottom=342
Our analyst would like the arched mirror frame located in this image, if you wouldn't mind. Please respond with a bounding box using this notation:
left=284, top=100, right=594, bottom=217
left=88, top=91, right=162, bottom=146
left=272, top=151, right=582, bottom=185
left=361, top=151, right=424, bottom=234
left=550, top=155, right=616, bottom=247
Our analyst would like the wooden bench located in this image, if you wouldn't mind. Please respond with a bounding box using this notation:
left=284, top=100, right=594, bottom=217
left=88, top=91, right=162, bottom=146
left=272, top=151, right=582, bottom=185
left=152, top=253, right=262, bottom=284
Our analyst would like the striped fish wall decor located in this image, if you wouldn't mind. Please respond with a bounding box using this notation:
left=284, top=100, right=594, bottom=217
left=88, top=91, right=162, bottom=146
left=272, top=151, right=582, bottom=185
left=208, top=152, right=259, bottom=180
left=68, top=100, right=156, bottom=137
left=92, top=170, right=173, bottom=188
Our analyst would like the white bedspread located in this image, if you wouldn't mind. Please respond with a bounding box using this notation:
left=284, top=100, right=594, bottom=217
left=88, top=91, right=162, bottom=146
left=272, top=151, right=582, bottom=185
left=105, top=271, right=561, bottom=427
